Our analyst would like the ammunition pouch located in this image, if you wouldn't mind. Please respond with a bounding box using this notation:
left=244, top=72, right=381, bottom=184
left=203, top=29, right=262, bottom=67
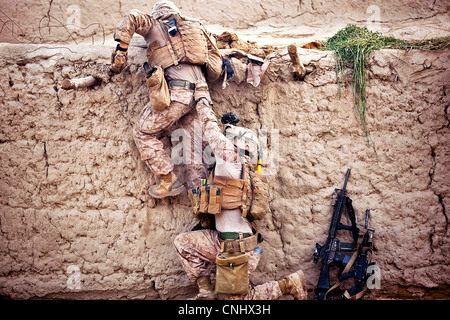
left=187, top=187, right=200, bottom=218
left=188, top=186, right=221, bottom=216
left=187, top=162, right=270, bottom=222
left=200, top=185, right=221, bottom=215
left=215, top=252, right=249, bottom=295
left=146, top=65, right=170, bottom=111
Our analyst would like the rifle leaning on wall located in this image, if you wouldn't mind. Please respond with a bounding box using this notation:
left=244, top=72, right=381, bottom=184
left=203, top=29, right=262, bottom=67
left=313, top=168, right=376, bottom=300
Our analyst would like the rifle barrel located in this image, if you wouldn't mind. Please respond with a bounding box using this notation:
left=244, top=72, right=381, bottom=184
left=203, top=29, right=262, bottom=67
left=342, top=168, right=351, bottom=191
left=365, top=209, right=370, bottom=229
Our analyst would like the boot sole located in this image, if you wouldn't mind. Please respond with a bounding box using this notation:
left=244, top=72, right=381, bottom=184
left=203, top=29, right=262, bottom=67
left=148, top=185, right=186, bottom=199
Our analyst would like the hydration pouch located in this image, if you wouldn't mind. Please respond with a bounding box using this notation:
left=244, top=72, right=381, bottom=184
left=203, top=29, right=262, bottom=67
left=145, top=65, right=170, bottom=111
left=215, top=252, right=249, bottom=295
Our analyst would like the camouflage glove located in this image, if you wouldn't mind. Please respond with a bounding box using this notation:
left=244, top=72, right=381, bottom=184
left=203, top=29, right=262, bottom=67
left=110, top=44, right=128, bottom=73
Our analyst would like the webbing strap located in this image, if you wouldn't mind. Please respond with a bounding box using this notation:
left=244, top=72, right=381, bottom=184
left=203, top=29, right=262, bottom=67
left=219, top=234, right=258, bottom=254
left=324, top=231, right=367, bottom=300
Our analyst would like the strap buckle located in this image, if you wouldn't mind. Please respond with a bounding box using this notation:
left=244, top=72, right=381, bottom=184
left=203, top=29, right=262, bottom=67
left=239, top=240, right=245, bottom=253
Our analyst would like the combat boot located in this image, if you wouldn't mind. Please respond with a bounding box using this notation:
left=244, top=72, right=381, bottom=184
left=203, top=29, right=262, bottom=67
left=148, top=171, right=186, bottom=198
left=278, top=270, right=307, bottom=300
left=195, top=276, right=215, bottom=300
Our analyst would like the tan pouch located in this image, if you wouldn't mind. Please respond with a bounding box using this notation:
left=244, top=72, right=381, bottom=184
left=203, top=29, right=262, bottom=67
left=188, top=188, right=200, bottom=219
left=207, top=186, right=221, bottom=215
left=215, top=252, right=249, bottom=295
left=146, top=65, right=170, bottom=111
left=199, top=186, right=208, bottom=213
left=248, top=169, right=270, bottom=221
left=197, top=186, right=221, bottom=215
left=212, top=176, right=247, bottom=210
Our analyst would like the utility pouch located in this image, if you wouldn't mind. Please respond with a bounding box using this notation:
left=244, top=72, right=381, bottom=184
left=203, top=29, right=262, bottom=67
left=145, top=65, right=171, bottom=111
left=215, top=252, right=249, bottom=295
left=199, top=186, right=209, bottom=213
left=194, top=81, right=212, bottom=104
left=207, top=186, right=221, bottom=215
left=248, top=169, right=270, bottom=221
left=188, top=187, right=200, bottom=218
left=212, top=176, right=248, bottom=210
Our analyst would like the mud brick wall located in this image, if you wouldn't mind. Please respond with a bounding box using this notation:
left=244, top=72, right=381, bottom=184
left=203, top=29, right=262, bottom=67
left=0, top=43, right=448, bottom=299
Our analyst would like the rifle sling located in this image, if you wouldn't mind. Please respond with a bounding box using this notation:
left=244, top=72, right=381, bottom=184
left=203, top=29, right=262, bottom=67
left=324, top=230, right=367, bottom=300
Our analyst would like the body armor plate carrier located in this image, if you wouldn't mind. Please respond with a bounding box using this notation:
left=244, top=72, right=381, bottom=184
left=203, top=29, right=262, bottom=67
left=147, top=14, right=209, bottom=69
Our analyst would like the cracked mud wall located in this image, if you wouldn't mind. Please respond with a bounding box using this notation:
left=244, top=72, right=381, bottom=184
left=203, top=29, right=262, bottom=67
left=0, top=42, right=449, bottom=299
left=1, top=0, right=448, bottom=45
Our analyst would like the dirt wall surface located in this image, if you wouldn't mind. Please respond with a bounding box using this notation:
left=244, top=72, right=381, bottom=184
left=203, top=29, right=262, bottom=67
left=1, top=0, right=448, bottom=45
left=0, top=0, right=449, bottom=300
left=0, top=41, right=449, bottom=299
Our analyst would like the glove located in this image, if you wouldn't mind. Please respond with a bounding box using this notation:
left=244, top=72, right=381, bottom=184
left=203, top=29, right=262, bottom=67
left=222, top=58, right=234, bottom=80
left=110, top=44, right=128, bottom=73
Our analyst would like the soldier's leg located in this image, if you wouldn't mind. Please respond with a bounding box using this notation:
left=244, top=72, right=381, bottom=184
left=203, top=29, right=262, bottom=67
left=173, top=229, right=220, bottom=281
left=226, top=253, right=307, bottom=300
left=241, top=281, right=284, bottom=300
left=133, top=100, right=192, bottom=197
left=171, top=108, right=208, bottom=188
left=173, top=229, right=220, bottom=299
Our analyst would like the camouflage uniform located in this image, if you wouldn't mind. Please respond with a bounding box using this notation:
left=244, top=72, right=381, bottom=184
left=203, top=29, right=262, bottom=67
left=113, top=8, right=222, bottom=187
left=174, top=229, right=283, bottom=300
left=194, top=99, right=239, bottom=164
left=133, top=88, right=207, bottom=187
left=174, top=100, right=283, bottom=300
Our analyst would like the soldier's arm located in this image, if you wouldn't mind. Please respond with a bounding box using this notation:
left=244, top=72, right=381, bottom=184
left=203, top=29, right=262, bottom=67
left=202, top=28, right=223, bottom=83
left=114, top=9, right=153, bottom=45
left=195, top=101, right=239, bottom=163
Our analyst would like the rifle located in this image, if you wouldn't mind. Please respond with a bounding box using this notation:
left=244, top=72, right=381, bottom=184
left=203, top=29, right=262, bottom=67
left=338, top=209, right=375, bottom=299
left=313, top=169, right=375, bottom=300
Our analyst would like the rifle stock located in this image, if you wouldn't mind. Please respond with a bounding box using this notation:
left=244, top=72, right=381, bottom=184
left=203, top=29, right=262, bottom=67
left=314, top=262, right=331, bottom=300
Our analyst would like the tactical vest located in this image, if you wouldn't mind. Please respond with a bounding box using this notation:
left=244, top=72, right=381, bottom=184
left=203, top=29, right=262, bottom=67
left=145, top=14, right=209, bottom=69
left=188, top=160, right=271, bottom=223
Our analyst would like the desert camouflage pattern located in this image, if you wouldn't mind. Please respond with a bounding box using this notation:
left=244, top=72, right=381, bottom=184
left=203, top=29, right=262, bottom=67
left=114, top=8, right=223, bottom=82
left=174, top=229, right=283, bottom=300
left=133, top=87, right=207, bottom=187
left=151, top=0, right=180, bottom=20
left=114, top=9, right=153, bottom=44
left=114, top=8, right=221, bottom=186
left=195, top=99, right=240, bottom=164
